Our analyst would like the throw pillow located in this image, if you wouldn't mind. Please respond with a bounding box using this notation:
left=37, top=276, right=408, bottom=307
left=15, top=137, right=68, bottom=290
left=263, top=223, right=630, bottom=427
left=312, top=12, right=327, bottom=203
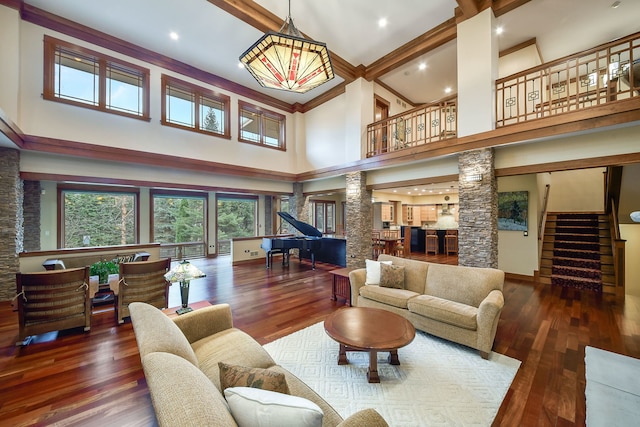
left=365, top=259, right=393, bottom=285
left=224, top=387, right=323, bottom=427
left=219, top=362, right=290, bottom=395
left=379, top=263, right=405, bottom=289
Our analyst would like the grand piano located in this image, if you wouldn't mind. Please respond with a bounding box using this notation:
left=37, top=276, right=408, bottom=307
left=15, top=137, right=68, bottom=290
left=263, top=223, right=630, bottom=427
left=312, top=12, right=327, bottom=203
left=260, top=212, right=346, bottom=269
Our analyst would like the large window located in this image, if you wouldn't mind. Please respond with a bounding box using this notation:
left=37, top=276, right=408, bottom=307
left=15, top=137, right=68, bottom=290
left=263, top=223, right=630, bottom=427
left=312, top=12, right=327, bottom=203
left=217, top=195, right=258, bottom=255
left=161, top=75, right=231, bottom=138
left=59, top=185, right=138, bottom=248
left=311, top=200, right=335, bottom=234
left=151, top=191, right=207, bottom=259
left=44, top=36, right=150, bottom=120
left=238, top=100, right=286, bottom=150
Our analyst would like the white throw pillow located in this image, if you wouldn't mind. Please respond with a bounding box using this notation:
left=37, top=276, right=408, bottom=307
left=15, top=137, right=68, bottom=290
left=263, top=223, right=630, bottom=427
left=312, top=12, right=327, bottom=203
left=365, top=259, right=393, bottom=285
left=224, top=387, right=323, bottom=427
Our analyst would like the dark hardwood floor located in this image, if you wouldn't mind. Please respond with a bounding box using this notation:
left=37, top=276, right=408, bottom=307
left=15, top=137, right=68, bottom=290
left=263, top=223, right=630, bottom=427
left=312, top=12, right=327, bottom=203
left=1, top=252, right=639, bottom=426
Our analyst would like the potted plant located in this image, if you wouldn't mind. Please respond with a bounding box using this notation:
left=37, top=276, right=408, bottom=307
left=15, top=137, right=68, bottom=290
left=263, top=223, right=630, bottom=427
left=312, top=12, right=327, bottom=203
left=90, top=260, right=119, bottom=284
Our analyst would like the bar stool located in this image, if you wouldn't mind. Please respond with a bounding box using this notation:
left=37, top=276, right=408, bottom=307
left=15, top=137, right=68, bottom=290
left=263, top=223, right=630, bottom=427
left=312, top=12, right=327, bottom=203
left=445, top=229, right=458, bottom=255
left=426, top=229, right=438, bottom=254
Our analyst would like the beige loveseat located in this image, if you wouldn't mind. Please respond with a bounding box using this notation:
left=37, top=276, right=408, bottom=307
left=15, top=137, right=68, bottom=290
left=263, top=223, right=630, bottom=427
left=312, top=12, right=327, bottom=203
left=349, top=255, right=505, bottom=358
left=129, top=302, right=388, bottom=427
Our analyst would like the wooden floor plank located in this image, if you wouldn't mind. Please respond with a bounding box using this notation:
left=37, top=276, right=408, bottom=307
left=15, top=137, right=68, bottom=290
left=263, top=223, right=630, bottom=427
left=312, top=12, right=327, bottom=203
left=0, top=253, right=639, bottom=426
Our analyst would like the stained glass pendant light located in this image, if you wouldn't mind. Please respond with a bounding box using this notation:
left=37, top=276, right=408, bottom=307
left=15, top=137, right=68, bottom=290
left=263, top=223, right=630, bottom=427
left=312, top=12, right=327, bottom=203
left=239, top=0, right=334, bottom=93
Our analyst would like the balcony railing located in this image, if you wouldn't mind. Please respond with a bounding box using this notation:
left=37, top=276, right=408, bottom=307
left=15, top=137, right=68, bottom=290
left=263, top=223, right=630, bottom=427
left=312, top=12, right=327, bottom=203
left=497, top=31, right=639, bottom=127
left=159, top=241, right=206, bottom=260
left=366, top=96, right=457, bottom=158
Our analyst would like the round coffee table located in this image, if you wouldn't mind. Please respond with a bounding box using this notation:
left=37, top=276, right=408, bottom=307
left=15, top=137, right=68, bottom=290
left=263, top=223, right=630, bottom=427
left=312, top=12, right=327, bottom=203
left=324, top=307, right=416, bottom=383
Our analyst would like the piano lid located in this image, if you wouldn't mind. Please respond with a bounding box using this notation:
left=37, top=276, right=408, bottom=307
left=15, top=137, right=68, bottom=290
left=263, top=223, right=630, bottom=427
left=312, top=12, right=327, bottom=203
left=277, top=212, right=322, bottom=238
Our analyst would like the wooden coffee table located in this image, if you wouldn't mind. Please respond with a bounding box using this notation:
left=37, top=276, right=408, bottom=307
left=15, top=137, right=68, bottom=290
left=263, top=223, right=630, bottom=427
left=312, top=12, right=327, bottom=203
left=324, top=307, right=416, bottom=383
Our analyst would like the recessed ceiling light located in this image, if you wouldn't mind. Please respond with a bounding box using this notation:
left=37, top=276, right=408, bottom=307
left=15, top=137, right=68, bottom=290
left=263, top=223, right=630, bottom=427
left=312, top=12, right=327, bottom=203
left=445, top=87, right=452, bottom=94
left=378, top=18, right=388, bottom=28
left=496, top=26, right=503, bottom=35
left=238, top=62, right=245, bottom=68
left=418, top=63, right=427, bottom=71
left=169, top=31, right=179, bottom=40
left=611, top=1, right=621, bottom=9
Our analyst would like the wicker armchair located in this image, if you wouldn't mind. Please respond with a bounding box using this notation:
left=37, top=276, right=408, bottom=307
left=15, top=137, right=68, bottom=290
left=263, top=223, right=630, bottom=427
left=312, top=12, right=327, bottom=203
left=15, top=267, right=92, bottom=346
left=115, top=258, right=171, bottom=324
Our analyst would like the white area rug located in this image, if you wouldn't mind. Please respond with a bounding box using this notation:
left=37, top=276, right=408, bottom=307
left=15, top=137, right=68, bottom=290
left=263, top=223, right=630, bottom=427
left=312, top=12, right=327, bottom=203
left=264, top=322, right=520, bottom=426
left=585, top=346, right=640, bottom=427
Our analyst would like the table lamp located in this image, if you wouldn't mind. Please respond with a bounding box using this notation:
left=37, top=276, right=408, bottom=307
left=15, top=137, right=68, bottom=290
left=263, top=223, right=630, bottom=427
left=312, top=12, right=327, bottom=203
left=164, top=260, right=205, bottom=315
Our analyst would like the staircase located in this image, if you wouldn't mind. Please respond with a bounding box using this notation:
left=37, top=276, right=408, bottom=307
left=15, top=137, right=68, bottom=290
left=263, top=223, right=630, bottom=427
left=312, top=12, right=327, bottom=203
left=540, top=212, right=615, bottom=293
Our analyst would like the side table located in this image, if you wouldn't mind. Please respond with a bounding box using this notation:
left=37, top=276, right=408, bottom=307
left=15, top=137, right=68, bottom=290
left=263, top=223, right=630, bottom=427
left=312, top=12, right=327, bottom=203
left=328, top=267, right=356, bottom=306
left=162, top=300, right=212, bottom=319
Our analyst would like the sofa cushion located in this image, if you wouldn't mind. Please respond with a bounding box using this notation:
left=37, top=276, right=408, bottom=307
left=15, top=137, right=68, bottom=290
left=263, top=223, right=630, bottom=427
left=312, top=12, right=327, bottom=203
left=359, top=285, right=419, bottom=309
left=365, top=259, right=393, bottom=285
left=407, top=294, right=478, bottom=330
left=377, top=255, right=429, bottom=294
left=192, top=328, right=276, bottom=390
left=379, top=263, right=405, bottom=289
left=142, top=352, right=237, bottom=427
left=219, top=362, right=290, bottom=394
left=129, top=302, right=199, bottom=367
left=224, top=387, right=323, bottom=427
left=424, top=263, right=504, bottom=307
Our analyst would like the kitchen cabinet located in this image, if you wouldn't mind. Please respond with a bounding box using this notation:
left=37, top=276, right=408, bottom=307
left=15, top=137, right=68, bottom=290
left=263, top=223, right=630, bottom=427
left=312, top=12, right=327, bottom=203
left=421, top=205, right=438, bottom=222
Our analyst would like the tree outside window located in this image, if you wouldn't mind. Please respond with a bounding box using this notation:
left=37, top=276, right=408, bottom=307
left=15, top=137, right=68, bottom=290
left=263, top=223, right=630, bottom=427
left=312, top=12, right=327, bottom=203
left=217, top=195, right=257, bottom=255
left=152, top=193, right=206, bottom=259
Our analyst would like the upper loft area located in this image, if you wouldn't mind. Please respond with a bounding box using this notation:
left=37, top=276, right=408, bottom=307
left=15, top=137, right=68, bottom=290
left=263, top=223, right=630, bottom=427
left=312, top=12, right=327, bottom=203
left=366, top=31, right=640, bottom=159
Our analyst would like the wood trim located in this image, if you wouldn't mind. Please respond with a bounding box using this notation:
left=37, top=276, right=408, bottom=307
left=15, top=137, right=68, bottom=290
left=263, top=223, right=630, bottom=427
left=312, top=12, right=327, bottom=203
left=365, top=18, right=457, bottom=81
left=0, top=0, right=21, bottom=9
left=0, top=107, right=24, bottom=148
left=495, top=153, right=640, bottom=177
left=20, top=172, right=294, bottom=196
left=21, top=3, right=295, bottom=114
left=499, top=37, right=537, bottom=58
left=368, top=175, right=459, bottom=191
left=21, top=134, right=297, bottom=182
left=504, top=272, right=535, bottom=282
left=297, top=83, right=348, bottom=113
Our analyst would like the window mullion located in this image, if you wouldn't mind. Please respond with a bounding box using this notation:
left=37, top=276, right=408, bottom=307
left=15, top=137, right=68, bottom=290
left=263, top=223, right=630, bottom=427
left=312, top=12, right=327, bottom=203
left=98, top=58, right=107, bottom=109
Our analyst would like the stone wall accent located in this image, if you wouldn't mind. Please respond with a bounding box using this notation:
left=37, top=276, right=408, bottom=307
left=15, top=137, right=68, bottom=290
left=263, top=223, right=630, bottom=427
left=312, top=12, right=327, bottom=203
left=345, top=171, right=372, bottom=268
left=23, top=180, right=41, bottom=252
left=458, top=148, right=498, bottom=268
left=0, top=148, right=22, bottom=300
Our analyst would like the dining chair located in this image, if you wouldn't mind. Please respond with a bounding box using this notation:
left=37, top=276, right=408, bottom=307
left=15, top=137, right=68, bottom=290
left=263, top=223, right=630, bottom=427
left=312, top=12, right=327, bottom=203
left=371, top=231, right=384, bottom=258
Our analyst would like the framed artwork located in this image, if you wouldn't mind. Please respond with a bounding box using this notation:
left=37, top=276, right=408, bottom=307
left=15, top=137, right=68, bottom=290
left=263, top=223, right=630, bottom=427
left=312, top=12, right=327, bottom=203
left=498, top=191, right=528, bottom=231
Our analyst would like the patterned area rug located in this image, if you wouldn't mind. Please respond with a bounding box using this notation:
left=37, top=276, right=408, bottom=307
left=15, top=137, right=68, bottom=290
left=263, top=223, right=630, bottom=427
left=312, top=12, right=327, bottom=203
left=264, top=322, right=521, bottom=426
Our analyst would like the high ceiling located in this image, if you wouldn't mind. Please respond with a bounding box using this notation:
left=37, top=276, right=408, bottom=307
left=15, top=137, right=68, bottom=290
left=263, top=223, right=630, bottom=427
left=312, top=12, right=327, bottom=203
left=22, top=0, right=640, bottom=106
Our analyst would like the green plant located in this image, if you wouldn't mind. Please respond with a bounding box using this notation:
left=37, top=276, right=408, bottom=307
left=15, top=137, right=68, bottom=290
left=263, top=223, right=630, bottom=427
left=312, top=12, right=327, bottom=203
left=90, top=260, right=119, bottom=284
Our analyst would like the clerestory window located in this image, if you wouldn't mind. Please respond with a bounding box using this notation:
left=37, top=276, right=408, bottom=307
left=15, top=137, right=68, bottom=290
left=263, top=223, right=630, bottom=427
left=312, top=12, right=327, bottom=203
left=238, top=100, right=286, bottom=150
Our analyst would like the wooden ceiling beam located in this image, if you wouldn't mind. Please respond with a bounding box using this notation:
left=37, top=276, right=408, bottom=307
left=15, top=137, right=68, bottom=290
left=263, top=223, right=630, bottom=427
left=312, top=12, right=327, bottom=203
left=365, top=18, right=457, bottom=81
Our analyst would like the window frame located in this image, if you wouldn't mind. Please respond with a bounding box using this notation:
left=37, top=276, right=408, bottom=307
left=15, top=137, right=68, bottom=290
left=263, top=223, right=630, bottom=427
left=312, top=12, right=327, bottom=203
left=161, top=74, right=231, bottom=139
left=238, top=100, right=286, bottom=151
left=43, top=36, right=150, bottom=121
left=311, top=200, right=336, bottom=234
left=57, top=184, right=140, bottom=249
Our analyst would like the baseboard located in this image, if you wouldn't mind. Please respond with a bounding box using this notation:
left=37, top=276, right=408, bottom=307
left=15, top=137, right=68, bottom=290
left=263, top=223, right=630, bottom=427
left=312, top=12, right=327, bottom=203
left=505, top=272, right=536, bottom=282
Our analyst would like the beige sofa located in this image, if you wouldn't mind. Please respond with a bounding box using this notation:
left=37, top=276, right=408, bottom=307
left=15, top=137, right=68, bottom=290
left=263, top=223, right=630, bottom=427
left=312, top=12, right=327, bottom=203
left=349, top=254, right=505, bottom=358
left=129, top=302, right=388, bottom=427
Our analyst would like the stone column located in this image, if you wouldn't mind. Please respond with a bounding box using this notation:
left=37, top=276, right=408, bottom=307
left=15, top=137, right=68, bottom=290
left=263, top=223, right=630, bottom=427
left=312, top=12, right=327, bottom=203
left=23, top=180, right=41, bottom=252
left=345, top=171, right=372, bottom=268
left=0, top=148, right=22, bottom=300
left=458, top=148, right=498, bottom=268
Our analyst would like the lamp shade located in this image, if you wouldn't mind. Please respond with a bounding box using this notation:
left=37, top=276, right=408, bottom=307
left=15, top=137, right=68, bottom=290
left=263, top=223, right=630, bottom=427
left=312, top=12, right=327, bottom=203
left=164, top=260, right=205, bottom=283
left=240, top=18, right=334, bottom=93
left=631, top=211, right=640, bottom=222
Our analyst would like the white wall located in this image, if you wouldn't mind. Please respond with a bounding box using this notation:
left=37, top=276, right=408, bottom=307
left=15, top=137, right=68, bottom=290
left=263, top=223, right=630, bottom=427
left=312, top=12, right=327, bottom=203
left=16, top=22, right=300, bottom=174
left=0, top=6, right=20, bottom=121
left=497, top=175, right=540, bottom=276
left=546, top=168, right=605, bottom=212
left=620, top=224, right=640, bottom=297
left=498, top=44, right=542, bottom=79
